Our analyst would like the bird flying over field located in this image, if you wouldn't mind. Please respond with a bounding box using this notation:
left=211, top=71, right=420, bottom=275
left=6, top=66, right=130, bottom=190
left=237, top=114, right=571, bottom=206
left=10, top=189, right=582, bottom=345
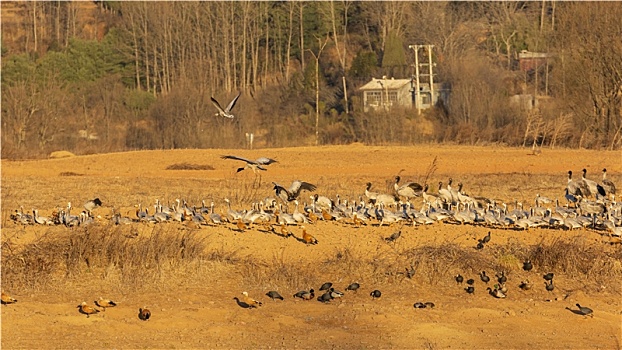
left=220, top=155, right=277, bottom=174
left=211, top=92, right=241, bottom=119
left=273, top=180, right=317, bottom=203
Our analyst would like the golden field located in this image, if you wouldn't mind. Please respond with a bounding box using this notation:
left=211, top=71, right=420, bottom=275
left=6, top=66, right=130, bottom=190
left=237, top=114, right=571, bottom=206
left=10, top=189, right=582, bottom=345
left=1, top=145, right=621, bottom=349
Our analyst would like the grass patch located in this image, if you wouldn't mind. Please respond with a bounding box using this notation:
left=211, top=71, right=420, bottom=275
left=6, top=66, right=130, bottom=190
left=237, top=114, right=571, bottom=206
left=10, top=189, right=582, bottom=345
left=166, top=162, right=215, bottom=170
left=59, top=171, right=84, bottom=176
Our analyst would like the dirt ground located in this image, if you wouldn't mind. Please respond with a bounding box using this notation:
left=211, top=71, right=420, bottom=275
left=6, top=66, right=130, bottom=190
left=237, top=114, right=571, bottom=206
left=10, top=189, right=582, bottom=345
left=1, top=145, right=621, bottom=349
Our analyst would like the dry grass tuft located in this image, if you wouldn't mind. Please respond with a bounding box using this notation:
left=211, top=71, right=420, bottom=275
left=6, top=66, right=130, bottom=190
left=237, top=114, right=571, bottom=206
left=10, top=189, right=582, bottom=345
left=165, top=162, right=215, bottom=170
left=59, top=171, right=84, bottom=176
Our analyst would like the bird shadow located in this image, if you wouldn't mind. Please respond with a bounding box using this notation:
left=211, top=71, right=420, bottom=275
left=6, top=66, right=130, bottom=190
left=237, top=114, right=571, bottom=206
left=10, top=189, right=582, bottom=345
left=233, top=297, right=252, bottom=309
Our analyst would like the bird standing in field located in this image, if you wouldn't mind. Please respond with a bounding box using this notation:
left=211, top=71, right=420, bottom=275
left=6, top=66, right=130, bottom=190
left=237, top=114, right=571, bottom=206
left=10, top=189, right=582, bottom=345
left=211, top=92, right=241, bottom=119
left=94, top=297, right=117, bottom=311
left=139, top=307, right=151, bottom=321
left=385, top=230, right=402, bottom=242
left=241, top=291, right=263, bottom=308
left=319, top=282, right=333, bottom=291
left=1, top=292, right=17, bottom=305
left=370, top=290, right=382, bottom=299
left=220, top=155, right=278, bottom=174
left=394, top=176, right=423, bottom=201
left=523, top=260, right=533, bottom=272
left=480, top=271, right=490, bottom=284
left=455, top=274, right=464, bottom=284
left=293, top=289, right=315, bottom=300
left=301, top=226, right=318, bottom=245
left=265, top=291, right=284, bottom=301
left=84, top=198, right=102, bottom=215
left=77, top=301, right=100, bottom=318
left=273, top=180, right=317, bottom=203
left=346, top=282, right=360, bottom=292
left=575, top=303, right=594, bottom=318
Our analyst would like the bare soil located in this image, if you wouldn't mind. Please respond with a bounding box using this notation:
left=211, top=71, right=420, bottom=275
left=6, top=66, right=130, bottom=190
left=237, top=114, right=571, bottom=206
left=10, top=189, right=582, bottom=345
left=2, top=145, right=621, bottom=349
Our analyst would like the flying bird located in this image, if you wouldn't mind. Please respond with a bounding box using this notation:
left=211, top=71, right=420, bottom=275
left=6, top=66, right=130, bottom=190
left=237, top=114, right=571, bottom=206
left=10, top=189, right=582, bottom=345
left=273, top=180, right=317, bottom=203
left=221, top=155, right=277, bottom=174
left=211, top=92, right=241, bottom=119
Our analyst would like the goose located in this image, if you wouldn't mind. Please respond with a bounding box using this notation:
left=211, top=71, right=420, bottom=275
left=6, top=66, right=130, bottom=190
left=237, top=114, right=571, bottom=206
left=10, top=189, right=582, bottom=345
left=601, top=168, right=616, bottom=196
left=317, top=291, right=333, bottom=303
left=292, top=201, right=309, bottom=224
left=224, top=198, right=243, bottom=221
left=211, top=92, right=241, bottom=119
left=394, top=176, right=423, bottom=200
left=581, top=168, right=605, bottom=198
left=77, top=301, right=100, bottom=318
left=208, top=202, right=224, bottom=225
left=329, top=288, right=344, bottom=299
left=94, top=297, right=117, bottom=310
left=1, top=291, right=17, bottom=305
left=293, top=289, right=315, bottom=300
left=32, top=209, right=53, bottom=225
left=220, top=155, right=277, bottom=173
left=265, top=291, right=284, bottom=301
left=273, top=180, right=317, bottom=203
left=487, top=287, right=506, bottom=299
left=139, top=307, right=151, bottom=320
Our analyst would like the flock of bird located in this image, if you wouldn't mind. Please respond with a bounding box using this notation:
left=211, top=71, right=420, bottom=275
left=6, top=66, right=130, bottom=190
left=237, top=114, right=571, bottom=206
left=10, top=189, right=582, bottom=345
left=9, top=163, right=621, bottom=241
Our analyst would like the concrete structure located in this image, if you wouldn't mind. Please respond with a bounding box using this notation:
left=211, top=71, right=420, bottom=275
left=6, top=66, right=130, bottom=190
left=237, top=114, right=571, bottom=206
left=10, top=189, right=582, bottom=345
left=359, top=77, right=445, bottom=112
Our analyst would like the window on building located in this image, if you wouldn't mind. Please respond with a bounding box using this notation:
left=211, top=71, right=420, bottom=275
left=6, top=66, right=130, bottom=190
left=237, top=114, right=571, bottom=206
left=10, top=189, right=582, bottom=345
left=366, top=91, right=382, bottom=105
left=421, top=93, right=430, bottom=105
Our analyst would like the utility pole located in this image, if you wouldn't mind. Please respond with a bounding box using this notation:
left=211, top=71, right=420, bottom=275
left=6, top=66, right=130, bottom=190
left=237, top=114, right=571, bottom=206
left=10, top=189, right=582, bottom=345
left=408, top=45, right=436, bottom=115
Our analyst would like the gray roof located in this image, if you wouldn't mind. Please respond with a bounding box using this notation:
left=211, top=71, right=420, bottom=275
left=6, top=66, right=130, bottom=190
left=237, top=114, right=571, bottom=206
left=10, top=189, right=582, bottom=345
left=359, top=78, right=411, bottom=91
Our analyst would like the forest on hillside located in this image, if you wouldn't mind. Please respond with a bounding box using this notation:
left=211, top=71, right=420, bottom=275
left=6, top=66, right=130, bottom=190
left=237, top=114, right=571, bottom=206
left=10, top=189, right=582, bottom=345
left=1, top=1, right=621, bottom=159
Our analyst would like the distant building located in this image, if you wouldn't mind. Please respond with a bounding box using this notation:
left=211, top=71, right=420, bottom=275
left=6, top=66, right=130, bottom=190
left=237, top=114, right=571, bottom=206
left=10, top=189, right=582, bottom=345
left=518, top=50, right=552, bottom=72
left=359, top=77, right=445, bottom=112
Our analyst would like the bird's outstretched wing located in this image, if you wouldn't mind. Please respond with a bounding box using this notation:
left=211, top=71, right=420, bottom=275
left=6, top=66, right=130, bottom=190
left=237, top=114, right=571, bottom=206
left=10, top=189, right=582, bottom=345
left=225, top=92, right=241, bottom=113
left=405, top=182, right=423, bottom=192
left=221, top=155, right=254, bottom=164
left=288, top=181, right=317, bottom=199
left=255, top=157, right=277, bottom=165
left=211, top=97, right=226, bottom=114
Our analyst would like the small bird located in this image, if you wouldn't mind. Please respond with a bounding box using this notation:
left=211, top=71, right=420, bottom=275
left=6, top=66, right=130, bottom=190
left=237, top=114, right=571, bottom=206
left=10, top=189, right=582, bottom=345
left=523, top=260, right=533, bottom=272
left=317, top=291, right=333, bottom=303
left=77, top=301, right=100, bottom=318
left=1, top=292, right=17, bottom=305
left=487, top=287, right=506, bottom=299
left=519, top=280, right=532, bottom=290
left=385, top=230, right=402, bottom=242
left=480, top=231, right=491, bottom=244
left=475, top=241, right=485, bottom=250
left=370, top=290, right=382, bottom=299
left=84, top=198, right=102, bottom=213
left=220, top=155, right=278, bottom=174
left=241, top=291, right=263, bottom=308
left=94, top=297, right=117, bottom=310
left=301, top=226, right=318, bottom=245
left=545, top=280, right=555, bottom=292
left=138, top=307, right=151, bottom=321
left=496, top=271, right=507, bottom=284
left=543, top=272, right=554, bottom=281
left=345, top=282, right=360, bottom=292
left=466, top=278, right=475, bottom=286
left=575, top=303, right=594, bottom=318
left=424, top=302, right=435, bottom=309
left=319, top=282, right=333, bottom=291
left=480, top=271, right=490, bottom=284
left=293, top=289, right=315, bottom=300
left=265, top=291, right=284, bottom=301
left=465, top=286, right=475, bottom=294
left=455, top=274, right=464, bottom=284
left=211, top=92, right=241, bottom=119
left=413, top=302, right=426, bottom=309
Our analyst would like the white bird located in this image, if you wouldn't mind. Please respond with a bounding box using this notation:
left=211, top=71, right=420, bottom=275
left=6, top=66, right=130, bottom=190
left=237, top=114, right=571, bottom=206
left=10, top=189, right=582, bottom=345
left=211, top=92, right=241, bottom=119
left=220, top=155, right=277, bottom=173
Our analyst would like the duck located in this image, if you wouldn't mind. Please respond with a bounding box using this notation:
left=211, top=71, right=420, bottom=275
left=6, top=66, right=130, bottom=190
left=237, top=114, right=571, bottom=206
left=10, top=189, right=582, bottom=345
left=1, top=292, right=17, bottom=305
left=139, top=307, right=151, bottom=321
left=211, top=92, right=241, bottom=119
left=480, top=231, right=491, bottom=244
left=293, top=289, right=315, bottom=300
left=329, top=288, right=344, bottom=299
left=385, top=230, right=402, bottom=242
left=94, top=297, right=117, bottom=310
left=265, top=291, right=284, bottom=301
left=480, top=271, right=490, bottom=284
left=496, top=271, right=507, bottom=284
left=523, top=260, right=533, bottom=272
left=455, top=274, right=464, bottom=284
left=424, top=302, right=436, bottom=309
left=77, top=301, right=100, bottom=318
left=475, top=241, right=485, bottom=250
left=575, top=303, right=594, bottom=318
left=220, top=155, right=277, bottom=174
left=301, top=226, right=318, bottom=245
left=346, top=282, right=360, bottom=292
left=241, top=291, right=262, bottom=308
left=370, top=290, right=382, bottom=299
left=519, top=280, right=532, bottom=290
left=317, top=291, right=333, bottom=303
left=465, top=286, right=475, bottom=294
left=413, top=302, right=426, bottom=309
left=466, top=278, right=475, bottom=286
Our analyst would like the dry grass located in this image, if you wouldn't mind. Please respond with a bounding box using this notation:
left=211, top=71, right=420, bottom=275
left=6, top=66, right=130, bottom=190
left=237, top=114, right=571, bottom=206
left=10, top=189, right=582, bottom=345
left=165, top=162, right=215, bottom=170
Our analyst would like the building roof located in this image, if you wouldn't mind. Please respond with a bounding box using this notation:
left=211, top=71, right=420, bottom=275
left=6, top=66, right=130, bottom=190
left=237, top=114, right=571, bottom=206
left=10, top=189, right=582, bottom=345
left=359, top=77, right=412, bottom=91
